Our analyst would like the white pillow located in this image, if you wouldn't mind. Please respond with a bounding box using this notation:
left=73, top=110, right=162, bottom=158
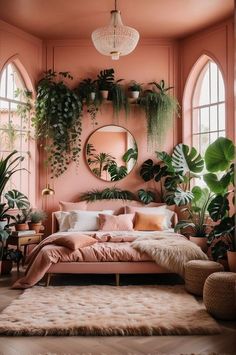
left=126, top=206, right=174, bottom=229
left=68, top=210, right=114, bottom=231
left=54, top=211, right=71, bottom=232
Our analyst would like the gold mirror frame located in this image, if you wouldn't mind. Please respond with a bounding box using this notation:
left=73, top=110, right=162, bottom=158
left=85, top=125, right=138, bottom=181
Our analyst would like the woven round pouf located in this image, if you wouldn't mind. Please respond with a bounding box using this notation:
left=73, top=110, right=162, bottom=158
left=184, top=260, right=224, bottom=296
left=203, top=272, right=236, bottom=320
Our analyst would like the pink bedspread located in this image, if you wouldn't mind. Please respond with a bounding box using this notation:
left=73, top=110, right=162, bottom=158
left=12, top=232, right=149, bottom=289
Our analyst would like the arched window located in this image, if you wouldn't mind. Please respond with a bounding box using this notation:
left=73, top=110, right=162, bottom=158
left=192, top=60, right=225, bottom=155
left=0, top=62, right=35, bottom=202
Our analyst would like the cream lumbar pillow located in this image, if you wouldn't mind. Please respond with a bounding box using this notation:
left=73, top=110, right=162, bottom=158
left=54, top=211, right=71, bottom=232
left=68, top=210, right=114, bottom=231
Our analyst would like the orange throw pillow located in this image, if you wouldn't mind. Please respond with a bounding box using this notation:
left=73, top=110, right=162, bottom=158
left=134, top=212, right=166, bottom=231
left=53, top=234, right=97, bottom=250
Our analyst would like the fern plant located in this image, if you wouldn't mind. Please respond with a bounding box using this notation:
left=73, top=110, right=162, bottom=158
left=80, top=187, right=135, bottom=201
left=139, top=80, right=179, bottom=148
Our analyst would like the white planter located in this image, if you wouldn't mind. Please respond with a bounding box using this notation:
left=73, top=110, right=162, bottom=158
left=100, top=90, right=109, bottom=99
left=129, top=91, right=140, bottom=99
left=90, top=92, right=96, bottom=101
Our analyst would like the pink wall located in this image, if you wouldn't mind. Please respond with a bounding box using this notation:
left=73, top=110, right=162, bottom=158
left=0, top=17, right=234, bottom=234
left=43, top=38, right=179, bottom=214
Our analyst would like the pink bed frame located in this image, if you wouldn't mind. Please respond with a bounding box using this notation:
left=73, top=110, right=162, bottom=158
left=46, top=201, right=177, bottom=286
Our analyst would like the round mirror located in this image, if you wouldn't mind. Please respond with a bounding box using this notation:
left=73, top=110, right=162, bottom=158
left=85, top=125, right=138, bottom=181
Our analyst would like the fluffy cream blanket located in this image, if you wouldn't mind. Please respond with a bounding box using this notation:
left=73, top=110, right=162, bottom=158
left=131, top=234, right=208, bottom=277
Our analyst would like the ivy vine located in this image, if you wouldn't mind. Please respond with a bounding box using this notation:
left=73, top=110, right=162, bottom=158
left=32, top=70, right=82, bottom=178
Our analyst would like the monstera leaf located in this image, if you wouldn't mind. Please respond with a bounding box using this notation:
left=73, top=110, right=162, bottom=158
left=191, top=186, right=210, bottom=212
left=138, top=189, right=155, bottom=205
left=156, top=151, right=174, bottom=173
left=140, top=159, right=161, bottom=182
left=204, top=137, right=235, bottom=172
left=165, top=187, right=194, bottom=206
left=172, top=144, right=204, bottom=175
left=108, top=164, right=127, bottom=181
left=122, top=147, right=138, bottom=163
left=203, top=172, right=231, bottom=195
left=207, top=194, right=229, bottom=222
left=4, top=189, right=30, bottom=210
left=164, top=175, right=184, bottom=191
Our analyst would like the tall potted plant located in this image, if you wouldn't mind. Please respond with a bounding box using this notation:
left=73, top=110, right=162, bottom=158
left=204, top=137, right=235, bottom=270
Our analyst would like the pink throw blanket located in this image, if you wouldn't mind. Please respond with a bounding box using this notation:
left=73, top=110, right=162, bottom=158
left=12, top=233, right=144, bottom=289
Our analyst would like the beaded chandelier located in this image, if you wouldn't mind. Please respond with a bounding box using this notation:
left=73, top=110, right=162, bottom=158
left=91, top=0, right=139, bottom=60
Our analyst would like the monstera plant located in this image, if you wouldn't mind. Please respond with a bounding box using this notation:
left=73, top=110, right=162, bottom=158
left=203, top=137, right=235, bottom=266
left=140, top=143, right=204, bottom=206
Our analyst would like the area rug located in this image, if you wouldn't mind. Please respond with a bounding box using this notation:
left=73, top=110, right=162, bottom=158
left=0, top=285, right=220, bottom=336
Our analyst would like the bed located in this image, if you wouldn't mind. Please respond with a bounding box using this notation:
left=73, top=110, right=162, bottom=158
left=12, top=200, right=208, bottom=289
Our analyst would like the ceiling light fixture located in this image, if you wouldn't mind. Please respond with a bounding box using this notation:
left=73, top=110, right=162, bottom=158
left=91, top=0, right=139, bottom=60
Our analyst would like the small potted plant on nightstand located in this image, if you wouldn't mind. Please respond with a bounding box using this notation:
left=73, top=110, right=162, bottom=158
left=28, top=209, right=47, bottom=233
left=11, top=209, right=31, bottom=231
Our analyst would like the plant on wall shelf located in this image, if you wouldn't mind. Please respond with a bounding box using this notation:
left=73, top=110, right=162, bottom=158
left=75, top=78, right=100, bottom=126
left=33, top=70, right=82, bottom=178
left=108, top=79, right=130, bottom=118
left=139, top=80, right=179, bottom=148
left=96, top=68, right=115, bottom=99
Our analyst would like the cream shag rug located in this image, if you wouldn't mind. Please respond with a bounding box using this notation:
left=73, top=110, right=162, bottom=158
left=0, top=285, right=220, bottom=336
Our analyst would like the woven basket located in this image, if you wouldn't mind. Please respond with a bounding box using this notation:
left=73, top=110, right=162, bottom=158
left=203, top=272, right=236, bottom=320
left=185, top=260, right=224, bottom=296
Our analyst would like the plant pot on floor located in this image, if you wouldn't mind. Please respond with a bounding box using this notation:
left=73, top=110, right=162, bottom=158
left=28, top=222, right=42, bottom=233
left=189, top=236, right=208, bottom=253
left=227, top=251, right=236, bottom=272
left=0, top=260, right=13, bottom=275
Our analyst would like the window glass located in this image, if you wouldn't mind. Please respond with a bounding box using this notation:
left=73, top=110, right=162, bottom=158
left=192, top=60, right=225, bottom=155
left=0, top=63, right=33, bottom=200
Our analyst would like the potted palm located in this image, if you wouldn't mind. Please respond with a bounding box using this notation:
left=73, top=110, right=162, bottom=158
left=28, top=209, right=47, bottom=233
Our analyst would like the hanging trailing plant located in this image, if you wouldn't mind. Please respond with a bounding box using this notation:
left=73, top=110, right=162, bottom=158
left=32, top=70, right=82, bottom=178
left=139, top=80, right=179, bottom=148
left=75, top=78, right=101, bottom=126
left=108, top=79, right=130, bottom=118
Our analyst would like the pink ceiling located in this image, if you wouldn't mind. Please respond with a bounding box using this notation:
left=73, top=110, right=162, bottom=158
left=0, top=0, right=234, bottom=40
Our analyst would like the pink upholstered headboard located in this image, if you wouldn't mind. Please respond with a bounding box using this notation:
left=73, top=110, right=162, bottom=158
left=51, top=200, right=178, bottom=233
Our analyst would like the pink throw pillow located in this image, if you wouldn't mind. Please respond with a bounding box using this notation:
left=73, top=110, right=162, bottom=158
left=53, top=234, right=97, bottom=250
left=59, top=201, right=87, bottom=211
left=98, top=213, right=134, bottom=231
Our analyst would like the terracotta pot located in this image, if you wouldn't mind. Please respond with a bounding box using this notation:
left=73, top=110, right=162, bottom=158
left=227, top=250, right=236, bottom=272
left=0, top=260, right=13, bottom=275
left=129, top=91, right=140, bottom=99
left=189, top=236, right=208, bottom=253
left=28, top=222, right=42, bottom=233
left=15, top=223, right=29, bottom=231
left=100, top=90, right=109, bottom=99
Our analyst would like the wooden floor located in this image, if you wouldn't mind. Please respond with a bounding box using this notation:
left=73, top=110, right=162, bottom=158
left=0, top=268, right=235, bottom=355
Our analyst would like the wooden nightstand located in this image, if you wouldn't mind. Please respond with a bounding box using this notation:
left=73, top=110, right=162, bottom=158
left=6, top=233, right=43, bottom=272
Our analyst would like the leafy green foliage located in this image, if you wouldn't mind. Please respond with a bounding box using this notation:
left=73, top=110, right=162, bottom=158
left=0, top=151, right=24, bottom=197
left=204, top=137, right=235, bottom=172
left=29, top=209, right=47, bottom=223
left=128, top=81, right=143, bottom=92
left=96, top=69, right=114, bottom=90
left=80, top=187, right=135, bottom=201
left=139, top=80, right=179, bottom=147
left=109, top=80, right=130, bottom=117
left=165, top=188, right=194, bottom=206
left=5, top=189, right=30, bottom=210
left=108, top=164, right=128, bottom=181
left=33, top=70, right=82, bottom=178
left=208, top=195, right=229, bottom=222
left=203, top=173, right=231, bottom=194
left=172, top=144, right=204, bottom=175
left=137, top=189, right=155, bottom=204
left=140, top=159, right=165, bottom=182
left=122, top=146, right=138, bottom=163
